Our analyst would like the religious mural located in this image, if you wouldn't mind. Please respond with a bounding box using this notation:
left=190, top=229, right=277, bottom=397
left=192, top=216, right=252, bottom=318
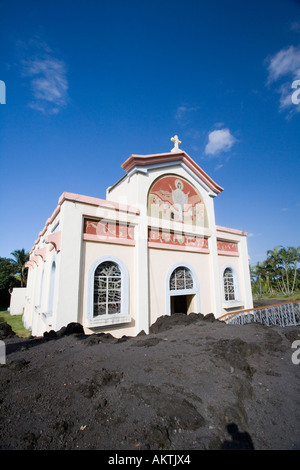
left=148, top=229, right=209, bottom=251
left=147, top=175, right=207, bottom=227
left=217, top=240, right=239, bottom=255
left=84, top=219, right=134, bottom=242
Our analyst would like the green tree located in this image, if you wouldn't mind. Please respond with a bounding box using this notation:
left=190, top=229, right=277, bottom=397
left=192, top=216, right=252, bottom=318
left=10, top=249, right=29, bottom=287
left=253, top=245, right=300, bottom=297
left=0, top=257, right=20, bottom=308
left=266, top=245, right=285, bottom=294
left=252, top=262, right=267, bottom=296
left=0, top=257, right=18, bottom=290
left=288, top=246, right=300, bottom=294
left=277, top=246, right=297, bottom=296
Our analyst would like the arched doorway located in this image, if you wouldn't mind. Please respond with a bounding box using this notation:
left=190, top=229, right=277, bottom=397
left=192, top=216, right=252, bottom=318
left=166, top=263, right=200, bottom=316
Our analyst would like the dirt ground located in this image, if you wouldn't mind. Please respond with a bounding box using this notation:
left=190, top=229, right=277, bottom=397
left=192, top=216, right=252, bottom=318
left=0, top=312, right=300, bottom=451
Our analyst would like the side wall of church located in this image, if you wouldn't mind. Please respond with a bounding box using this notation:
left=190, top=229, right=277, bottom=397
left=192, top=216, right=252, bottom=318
left=23, top=211, right=61, bottom=337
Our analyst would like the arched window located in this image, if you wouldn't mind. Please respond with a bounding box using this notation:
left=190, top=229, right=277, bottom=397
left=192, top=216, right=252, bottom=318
left=94, top=261, right=121, bottom=317
left=223, top=267, right=235, bottom=301
left=169, top=266, right=194, bottom=290
left=39, top=267, right=44, bottom=307
left=48, top=261, right=56, bottom=315
left=87, top=256, right=130, bottom=328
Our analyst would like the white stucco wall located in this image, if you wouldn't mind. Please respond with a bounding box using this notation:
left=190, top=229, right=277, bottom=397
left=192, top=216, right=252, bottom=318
left=148, top=248, right=213, bottom=324
left=9, top=287, right=27, bottom=315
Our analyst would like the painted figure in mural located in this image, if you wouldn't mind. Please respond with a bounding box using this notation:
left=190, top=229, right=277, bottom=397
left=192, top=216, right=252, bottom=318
left=169, top=180, right=189, bottom=222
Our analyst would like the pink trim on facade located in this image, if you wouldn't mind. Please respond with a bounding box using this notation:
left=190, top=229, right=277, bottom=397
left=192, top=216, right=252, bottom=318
left=26, top=261, right=35, bottom=269
left=31, top=256, right=41, bottom=266
left=83, top=233, right=135, bottom=246
left=121, top=151, right=224, bottom=195
left=59, top=192, right=140, bottom=215
left=217, top=250, right=240, bottom=257
left=30, top=205, right=61, bottom=254
left=48, top=205, right=61, bottom=225
left=35, top=247, right=47, bottom=261
left=46, top=231, right=62, bottom=252
left=39, top=227, right=47, bottom=238
left=216, top=225, right=248, bottom=236
left=148, top=241, right=210, bottom=254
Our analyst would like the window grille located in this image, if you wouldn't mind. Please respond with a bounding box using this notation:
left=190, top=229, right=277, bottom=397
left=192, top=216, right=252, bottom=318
left=94, top=261, right=121, bottom=316
left=170, top=266, right=193, bottom=290
left=223, top=267, right=235, bottom=301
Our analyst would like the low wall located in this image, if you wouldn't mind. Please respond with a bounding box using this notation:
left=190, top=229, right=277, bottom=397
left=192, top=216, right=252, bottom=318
left=9, top=287, right=27, bottom=315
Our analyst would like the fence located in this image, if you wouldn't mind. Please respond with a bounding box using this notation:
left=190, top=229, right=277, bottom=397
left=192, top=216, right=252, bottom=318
left=219, top=300, right=300, bottom=327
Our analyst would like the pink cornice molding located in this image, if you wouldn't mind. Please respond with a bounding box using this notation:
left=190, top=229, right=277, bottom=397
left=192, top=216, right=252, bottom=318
left=46, top=231, right=62, bottom=252
left=30, top=205, right=61, bottom=254
left=83, top=233, right=135, bottom=246
left=121, top=151, right=224, bottom=195
left=58, top=192, right=140, bottom=215
left=217, top=250, right=240, bottom=257
left=148, top=241, right=210, bottom=254
left=49, top=205, right=61, bottom=223
left=216, top=225, right=248, bottom=237
left=35, top=247, right=47, bottom=261
left=39, top=227, right=47, bottom=238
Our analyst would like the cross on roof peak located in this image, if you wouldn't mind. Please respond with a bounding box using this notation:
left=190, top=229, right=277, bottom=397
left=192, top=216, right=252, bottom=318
left=171, top=135, right=182, bottom=153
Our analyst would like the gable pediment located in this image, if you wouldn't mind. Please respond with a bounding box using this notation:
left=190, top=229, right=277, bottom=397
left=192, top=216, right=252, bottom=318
left=121, top=151, right=223, bottom=197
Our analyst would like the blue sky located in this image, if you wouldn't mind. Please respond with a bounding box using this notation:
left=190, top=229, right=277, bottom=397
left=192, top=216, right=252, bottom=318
left=0, top=0, right=299, bottom=266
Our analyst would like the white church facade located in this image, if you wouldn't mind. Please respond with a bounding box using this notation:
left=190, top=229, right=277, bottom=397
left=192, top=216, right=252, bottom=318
left=17, top=137, right=253, bottom=337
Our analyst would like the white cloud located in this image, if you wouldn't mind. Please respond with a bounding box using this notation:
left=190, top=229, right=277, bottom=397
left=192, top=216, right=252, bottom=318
left=175, top=106, right=188, bottom=120
left=247, top=233, right=262, bottom=238
left=175, top=105, right=200, bottom=123
left=266, top=45, right=300, bottom=115
left=205, top=128, right=236, bottom=156
left=267, top=45, right=300, bottom=83
left=20, top=41, right=68, bottom=114
left=214, top=163, right=224, bottom=171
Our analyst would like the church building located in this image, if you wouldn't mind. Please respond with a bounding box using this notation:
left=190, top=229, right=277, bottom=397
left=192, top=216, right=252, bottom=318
left=18, top=136, right=253, bottom=337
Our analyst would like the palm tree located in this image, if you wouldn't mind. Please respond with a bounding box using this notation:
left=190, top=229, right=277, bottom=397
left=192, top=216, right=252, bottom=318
left=253, top=245, right=300, bottom=298
left=278, top=246, right=296, bottom=296
left=267, top=245, right=287, bottom=294
left=289, top=246, right=300, bottom=294
left=10, top=249, right=29, bottom=287
left=280, top=247, right=289, bottom=295
left=253, top=262, right=266, bottom=296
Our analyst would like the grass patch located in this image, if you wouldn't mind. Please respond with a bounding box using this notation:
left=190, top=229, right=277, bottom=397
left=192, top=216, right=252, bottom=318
left=253, top=293, right=300, bottom=302
left=0, top=309, right=31, bottom=337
